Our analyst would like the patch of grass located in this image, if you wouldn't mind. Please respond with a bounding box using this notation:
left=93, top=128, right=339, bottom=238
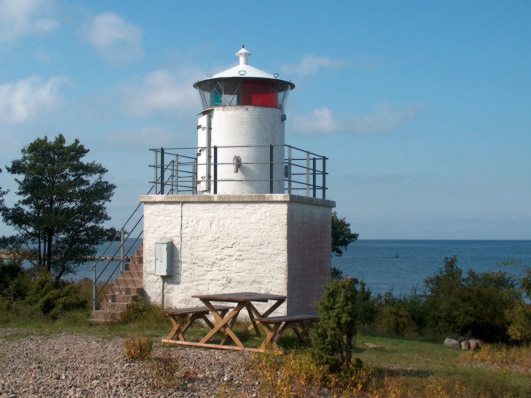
left=461, top=344, right=531, bottom=374
left=146, top=355, right=183, bottom=389
left=252, top=334, right=531, bottom=397
left=123, top=336, right=153, bottom=360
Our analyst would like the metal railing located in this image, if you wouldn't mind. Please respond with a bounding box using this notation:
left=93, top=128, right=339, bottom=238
left=149, top=144, right=328, bottom=199
left=91, top=187, right=151, bottom=311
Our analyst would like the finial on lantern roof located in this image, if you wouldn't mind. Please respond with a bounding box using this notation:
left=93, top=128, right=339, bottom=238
left=236, top=46, right=250, bottom=65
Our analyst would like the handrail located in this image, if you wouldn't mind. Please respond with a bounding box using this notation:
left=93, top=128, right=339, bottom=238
left=91, top=184, right=158, bottom=311
left=149, top=144, right=328, bottom=199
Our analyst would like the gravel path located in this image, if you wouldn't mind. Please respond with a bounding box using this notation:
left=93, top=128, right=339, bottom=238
left=0, top=328, right=261, bottom=397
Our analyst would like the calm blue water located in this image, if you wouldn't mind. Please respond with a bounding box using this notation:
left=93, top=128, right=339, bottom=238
left=333, top=240, right=531, bottom=296
left=67, top=239, right=142, bottom=283
left=71, top=239, right=531, bottom=298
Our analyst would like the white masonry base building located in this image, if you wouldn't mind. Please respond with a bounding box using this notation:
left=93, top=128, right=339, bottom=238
left=141, top=194, right=335, bottom=315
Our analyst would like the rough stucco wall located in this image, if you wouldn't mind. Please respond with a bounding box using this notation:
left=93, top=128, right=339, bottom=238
left=142, top=195, right=334, bottom=316
left=287, top=202, right=331, bottom=314
left=143, top=200, right=289, bottom=314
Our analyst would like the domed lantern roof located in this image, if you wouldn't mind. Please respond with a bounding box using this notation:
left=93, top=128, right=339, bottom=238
left=193, top=47, right=294, bottom=110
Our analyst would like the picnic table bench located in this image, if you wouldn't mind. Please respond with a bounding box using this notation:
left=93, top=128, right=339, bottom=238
left=255, top=314, right=318, bottom=352
left=162, top=305, right=232, bottom=342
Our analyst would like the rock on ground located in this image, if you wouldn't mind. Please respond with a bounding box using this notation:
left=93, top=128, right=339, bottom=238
left=0, top=329, right=260, bottom=398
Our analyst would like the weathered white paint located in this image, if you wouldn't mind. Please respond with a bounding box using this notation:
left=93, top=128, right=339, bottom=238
left=141, top=194, right=334, bottom=315
left=201, top=106, right=285, bottom=194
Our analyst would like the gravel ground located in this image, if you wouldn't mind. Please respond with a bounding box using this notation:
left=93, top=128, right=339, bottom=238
left=0, top=328, right=261, bottom=397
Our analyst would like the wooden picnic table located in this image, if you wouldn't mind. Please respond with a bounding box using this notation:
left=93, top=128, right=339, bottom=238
left=162, top=292, right=286, bottom=352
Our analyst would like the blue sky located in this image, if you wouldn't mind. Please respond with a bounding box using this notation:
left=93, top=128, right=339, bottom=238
left=0, top=0, right=530, bottom=239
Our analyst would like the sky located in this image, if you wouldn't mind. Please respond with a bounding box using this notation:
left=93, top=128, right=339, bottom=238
left=0, top=0, right=530, bottom=240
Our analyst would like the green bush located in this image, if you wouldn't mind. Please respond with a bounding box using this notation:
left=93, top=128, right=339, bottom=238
left=423, top=257, right=522, bottom=342
left=311, top=278, right=366, bottom=371
left=119, top=296, right=165, bottom=324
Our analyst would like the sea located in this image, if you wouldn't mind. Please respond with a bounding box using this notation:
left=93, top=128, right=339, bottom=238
left=72, top=239, right=531, bottom=297
left=333, top=240, right=531, bottom=296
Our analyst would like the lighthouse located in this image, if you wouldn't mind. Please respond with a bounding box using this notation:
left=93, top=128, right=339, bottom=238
left=140, top=48, right=335, bottom=315
left=193, top=47, right=293, bottom=194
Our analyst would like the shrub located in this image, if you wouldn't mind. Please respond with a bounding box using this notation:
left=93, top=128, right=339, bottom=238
left=424, top=257, right=522, bottom=342
left=311, top=278, right=362, bottom=371
left=37, top=284, right=88, bottom=320
left=147, top=355, right=182, bottom=388
left=119, top=296, right=165, bottom=324
left=506, top=302, right=531, bottom=343
left=253, top=350, right=376, bottom=398
left=376, top=305, right=419, bottom=338
left=123, top=336, right=153, bottom=360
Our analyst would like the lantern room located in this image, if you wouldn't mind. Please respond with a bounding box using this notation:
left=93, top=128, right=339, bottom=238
left=193, top=47, right=294, bottom=110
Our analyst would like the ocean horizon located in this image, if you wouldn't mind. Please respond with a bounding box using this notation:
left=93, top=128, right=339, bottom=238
left=72, top=239, right=530, bottom=297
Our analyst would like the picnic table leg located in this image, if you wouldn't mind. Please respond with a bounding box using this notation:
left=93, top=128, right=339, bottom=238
left=246, top=298, right=285, bottom=333
left=220, top=310, right=240, bottom=345
left=165, top=315, right=183, bottom=341
left=199, top=301, right=246, bottom=348
left=199, top=308, right=229, bottom=329
left=258, top=322, right=283, bottom=352
left=245, top=303, right=261, bottom=335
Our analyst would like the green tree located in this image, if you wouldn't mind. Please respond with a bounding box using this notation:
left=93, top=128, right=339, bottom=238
left=311, top=278, right=363, bottom=371
left=0, top=168, right=6, bottom=208
left=0, top=135, right=115, bottom=281
left=330, top=211, right=359, bottom=278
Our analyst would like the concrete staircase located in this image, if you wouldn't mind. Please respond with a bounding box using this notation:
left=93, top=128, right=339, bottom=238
left=90, top=245, right=144, bottom=324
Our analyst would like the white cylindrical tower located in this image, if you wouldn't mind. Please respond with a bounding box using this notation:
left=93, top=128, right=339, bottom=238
left=193, top=47, right=295, bottom=194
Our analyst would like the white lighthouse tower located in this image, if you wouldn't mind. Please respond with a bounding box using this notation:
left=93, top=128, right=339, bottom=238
left=193, top=47, right=293, bottom=194
left=140, top=48, right=335, bottom=315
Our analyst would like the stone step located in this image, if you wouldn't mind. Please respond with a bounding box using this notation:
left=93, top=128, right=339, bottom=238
left=100, top=301, right=129, bottom=312
left=106, top=293, right=138, bottom=303
left=90, top=244, right=144, bottom=324
left=119, top=270, right=143, bottom=280
left=90, top=310, right=120, bottom=323
left=127, top=261, right=143, bottom=272
left=109, top=285, right=143, bottom=296
left=115, top=278, right=142, bottom=289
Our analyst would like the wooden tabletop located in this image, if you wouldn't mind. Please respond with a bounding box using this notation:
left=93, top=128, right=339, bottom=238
left=193, top=292, right=286, bottom=303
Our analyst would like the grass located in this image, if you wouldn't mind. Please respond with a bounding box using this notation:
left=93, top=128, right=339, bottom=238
left=1, top=313, right=529, bottom=397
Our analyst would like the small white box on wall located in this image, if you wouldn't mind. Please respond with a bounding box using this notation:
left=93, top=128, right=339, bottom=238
left=155, top=240, right=173, bottom=276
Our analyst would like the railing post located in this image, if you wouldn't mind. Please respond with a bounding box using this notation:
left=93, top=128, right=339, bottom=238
left=213, top=146, right=218, bottom=194
left=170, top=159, right=175, bottom=194
left=178, top=155, right=182, bottom=195
left=160, top=147, right=165, bottom=195
left=120, top=227, right=125, bottom=272
left=193, top=158, right=198, bottom=194
left=270, top=144, right=274, bottom=194
left=306, top=152, right=310, bottom=197
left=322, top=156, right=327, bottom=200
left=92, top=265, right=97, bottom=311
left=287, top=146, right=292, bottom=195
left=312, top=157, right=317, bottom=198
left=154, top=149, right=158, bottom=194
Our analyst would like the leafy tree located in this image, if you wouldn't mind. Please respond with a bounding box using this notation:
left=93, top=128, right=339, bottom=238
left=311, top=278, right=364, bottom=371
left=330, top=211, right=359, bottom=278
left=0, top=135, right=115, bottom=281
left=331, top=211, right=359, bottom=256
left=0, top=168, right=6, bottom=208
left=424, top=256, right=522, bottom=342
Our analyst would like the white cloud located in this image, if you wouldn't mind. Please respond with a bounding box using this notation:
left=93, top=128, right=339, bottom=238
left=292, top=103, right=424, bottom=135
left=348, top=103, right=424, bottom=134
left=86, top=12, right=143, bottom=62
left=281, top=54, right=345, bottom=77
left=0, top=0, right=58, bottom=42
left=124, top=69, right=199, bottom=117
left=0, top=76, right=65, bottom=123
left=292, top=107, right=337, bottom=133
